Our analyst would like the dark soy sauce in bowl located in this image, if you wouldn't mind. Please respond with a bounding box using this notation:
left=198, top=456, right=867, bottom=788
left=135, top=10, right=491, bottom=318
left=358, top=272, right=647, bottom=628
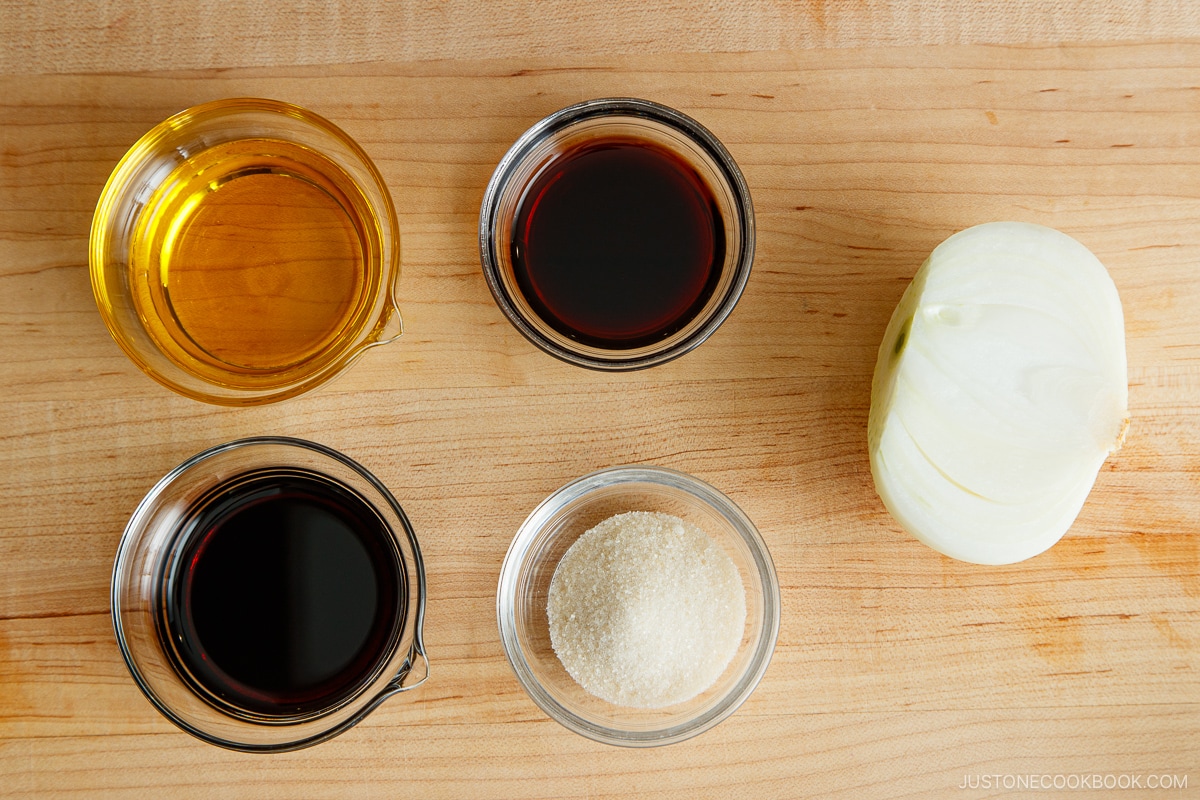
left=511, top=138, right=725, bottom=350
left=162, top=471, right=404, bottom=717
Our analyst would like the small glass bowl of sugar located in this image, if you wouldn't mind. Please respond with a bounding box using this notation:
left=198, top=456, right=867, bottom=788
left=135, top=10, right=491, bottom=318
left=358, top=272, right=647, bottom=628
left=496, top=466, right=780, bottom=747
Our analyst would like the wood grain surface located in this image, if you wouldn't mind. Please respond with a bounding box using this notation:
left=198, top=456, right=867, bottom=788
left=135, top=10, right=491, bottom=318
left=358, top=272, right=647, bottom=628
left=3, top=0, right=1200, bottom=74
left=1, top=4, right=1198, bottom=798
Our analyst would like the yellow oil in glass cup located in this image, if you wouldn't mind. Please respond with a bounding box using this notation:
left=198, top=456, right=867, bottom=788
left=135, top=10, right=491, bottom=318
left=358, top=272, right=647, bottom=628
left=91, top=98, right=402, bottom=405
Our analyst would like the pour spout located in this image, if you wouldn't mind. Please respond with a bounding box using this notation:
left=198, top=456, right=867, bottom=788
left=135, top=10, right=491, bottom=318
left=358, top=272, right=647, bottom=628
left=387, top=644, right=429, bottom=693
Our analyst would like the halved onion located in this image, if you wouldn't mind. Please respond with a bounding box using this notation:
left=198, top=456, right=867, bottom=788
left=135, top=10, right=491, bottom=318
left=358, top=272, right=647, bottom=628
left=868, top=222, right=1129, bottom=565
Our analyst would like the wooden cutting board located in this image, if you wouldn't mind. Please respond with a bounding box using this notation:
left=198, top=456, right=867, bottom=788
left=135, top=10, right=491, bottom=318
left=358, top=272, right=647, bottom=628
left=1, top=7, right=1197, bottom=798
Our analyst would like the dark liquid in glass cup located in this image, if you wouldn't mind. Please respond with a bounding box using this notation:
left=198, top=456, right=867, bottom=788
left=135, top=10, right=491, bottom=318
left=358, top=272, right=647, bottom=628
left=480, top=98, right=755, bottom=371
left=160, top=471, right=405, bottom=717
left=511, top=138, right=725, bottom=350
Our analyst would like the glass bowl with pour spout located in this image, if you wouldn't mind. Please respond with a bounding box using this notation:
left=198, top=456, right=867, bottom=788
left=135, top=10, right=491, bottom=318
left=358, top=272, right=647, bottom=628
left=111, top=437, right=428, bottom=752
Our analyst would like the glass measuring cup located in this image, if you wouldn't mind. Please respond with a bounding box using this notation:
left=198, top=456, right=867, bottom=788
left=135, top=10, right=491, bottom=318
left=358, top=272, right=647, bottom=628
left=111, top=437, right=428, bottom=752
left=91, top=99, right=403, bottom=405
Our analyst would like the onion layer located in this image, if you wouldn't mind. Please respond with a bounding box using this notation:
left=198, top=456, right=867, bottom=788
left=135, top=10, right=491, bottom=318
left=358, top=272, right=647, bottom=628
left=868, top=222, right=1129, bottom=565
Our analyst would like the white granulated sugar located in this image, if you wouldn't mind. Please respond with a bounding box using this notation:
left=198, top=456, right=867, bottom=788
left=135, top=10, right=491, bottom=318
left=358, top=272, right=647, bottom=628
left=547, top=510, right=746, bottom=708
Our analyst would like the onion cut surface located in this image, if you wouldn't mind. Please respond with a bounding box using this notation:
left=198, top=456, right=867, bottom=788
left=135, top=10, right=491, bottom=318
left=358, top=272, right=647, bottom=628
left=868, top=222, right=1129, bottom=565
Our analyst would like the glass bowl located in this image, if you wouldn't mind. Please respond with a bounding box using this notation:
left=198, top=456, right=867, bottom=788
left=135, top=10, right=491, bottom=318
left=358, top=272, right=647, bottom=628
left=111, top=437, right=428, bottom=752
left=479, top=98, right=755, bottom=370
left=496, top=466, right=779, bottom=747
left=90, top=98, right=402, bottom=405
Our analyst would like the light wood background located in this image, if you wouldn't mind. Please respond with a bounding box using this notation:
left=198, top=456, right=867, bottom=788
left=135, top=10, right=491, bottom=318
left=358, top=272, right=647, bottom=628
left=2, top=2, right=1198, bottom=798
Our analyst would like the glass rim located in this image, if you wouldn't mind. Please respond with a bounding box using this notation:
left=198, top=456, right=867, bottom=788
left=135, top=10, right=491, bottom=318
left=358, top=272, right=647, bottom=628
left=479, top=98, right=755, bottom=371
left=495, top=464, right=780, bottom=747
